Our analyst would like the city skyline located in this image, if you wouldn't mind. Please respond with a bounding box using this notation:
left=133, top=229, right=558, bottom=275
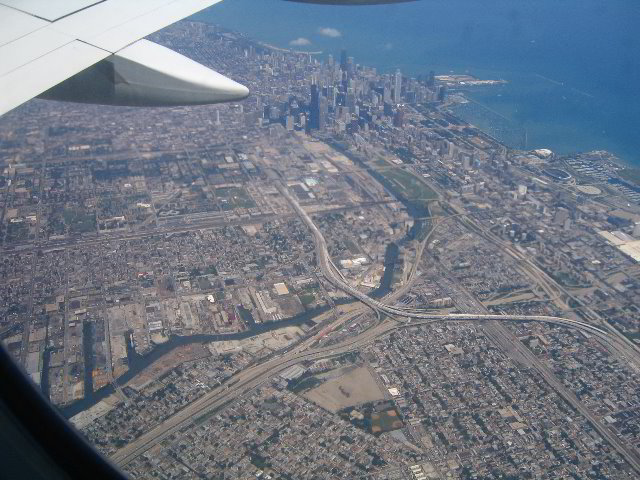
left=1, top=19, right=640, bottom=480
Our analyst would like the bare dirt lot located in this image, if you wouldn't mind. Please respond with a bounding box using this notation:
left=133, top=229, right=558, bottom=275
left=303, top=366, right=384, bottom=413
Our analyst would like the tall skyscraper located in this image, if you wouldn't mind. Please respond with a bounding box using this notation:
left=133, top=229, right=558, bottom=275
left=393, top=110, right=404, bottom=128
left=341, top=70, right=348, bottom=91
left=346, top=87, right=356, bottom=111
left=327, top=85, right=336, bottom=108
left=340, top=49, right=347, bottom=71
left=309, top=80, right=328, bottom=131
left=346, top=56, right=354, bottom=78
left=318, top=95, right=328, bottom=130
left=394, top=69, right=402, bottom=104
left=437, top=85, right=447, bottom=102
left=427, top=70, right=436, bottom=88
left=383, top=86, right=391, bottom=104
left=309, top=83, right=320, bottom=130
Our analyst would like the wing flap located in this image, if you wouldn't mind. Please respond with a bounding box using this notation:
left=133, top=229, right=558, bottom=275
left=50, top=0, right=223, bottom=53
left=0, top=0, right=105, bottom=22
left=0, top=5, right=48, bottom=47
left=0, top=0, right=224, bottom=115
left=89, top=0, right=224, bottom=53
left=0, top=40, right=109, bottom=115
left=0, top=0, right=405, bottom=116
left=0, top=28, right=74, bottom=78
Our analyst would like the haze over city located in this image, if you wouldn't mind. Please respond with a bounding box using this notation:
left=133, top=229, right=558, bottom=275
left=1, top=2, right=640, bottom=479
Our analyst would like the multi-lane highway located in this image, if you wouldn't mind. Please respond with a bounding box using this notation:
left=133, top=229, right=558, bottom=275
left=277, top=182, right=614, bottom=338
left=111, top=305, right=640, bottom=471
left=276, top=181, right=640, bottom=474
left=110, top=182, right=639, bottom=471
left=111, top=317, right=412, bottom=465
left=110, top=310, right=624, bottom=468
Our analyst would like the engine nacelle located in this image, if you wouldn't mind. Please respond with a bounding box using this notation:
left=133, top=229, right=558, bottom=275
left=39, top=40, right=249, bottom=107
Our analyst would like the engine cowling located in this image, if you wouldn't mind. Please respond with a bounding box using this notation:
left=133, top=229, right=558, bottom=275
left=39, top=40, right=249, bottom=107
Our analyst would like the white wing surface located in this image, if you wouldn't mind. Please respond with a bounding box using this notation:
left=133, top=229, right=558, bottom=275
left=0, top=0, right=236, bottom=116
left=0, top=0, right=415, bottom=116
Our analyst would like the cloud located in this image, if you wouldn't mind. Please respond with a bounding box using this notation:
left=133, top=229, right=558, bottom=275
left=318, top=27, right=342, bottom=38
left=383, top=42, right=393, bottom=51
left=289, top=37, right=311, bottom=46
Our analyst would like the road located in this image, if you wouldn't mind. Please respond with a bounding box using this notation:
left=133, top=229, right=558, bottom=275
left=276, top=182, right=613, bottom=339
left=111, top=307, right=640, bottom=471
left=111, top=309, right=625, bottom=468
left=111, top=317, right=406, bottom=465
left=435, top=261, right=640, bottom=473
left=276, top=181, right=640, bottom=474
left=110, top=183, right=639, bottom=472
left=307, top=211, right=435, bottom=347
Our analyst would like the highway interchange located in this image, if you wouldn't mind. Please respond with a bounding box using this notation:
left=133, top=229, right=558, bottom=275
left=111, top=182, right=640, bottom=473
left=277, top=181, right=614, bottom=339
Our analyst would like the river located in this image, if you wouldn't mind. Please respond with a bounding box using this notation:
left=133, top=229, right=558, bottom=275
left=61, top=305, right=329, bottom=418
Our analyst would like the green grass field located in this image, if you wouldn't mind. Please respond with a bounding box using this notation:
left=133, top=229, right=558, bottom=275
left=299, top=293, right=315, bottom=306
left=63, top=207, right=96, bottom=233
left=215, top=186, right=256, bottom=210
left=379, top=168, right=438, bottom=202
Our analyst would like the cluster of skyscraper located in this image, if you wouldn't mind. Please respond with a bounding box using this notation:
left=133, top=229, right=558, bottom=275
left=261, top=48, right=445, bottom=134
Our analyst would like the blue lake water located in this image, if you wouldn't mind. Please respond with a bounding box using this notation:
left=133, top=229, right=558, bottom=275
left=193, top=0, right=639, bottom=164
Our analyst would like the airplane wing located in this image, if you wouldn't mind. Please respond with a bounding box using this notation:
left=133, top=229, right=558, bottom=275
left=0, top=0, right=247, bottom=116
left=0, top=0, right=414, bottom=116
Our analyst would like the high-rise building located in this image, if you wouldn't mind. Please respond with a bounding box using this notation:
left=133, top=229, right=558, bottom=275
left=554, top=208, right=570, bottom=225
left=437, top=85, right=447, bottom=102
left=346, top=87, right=356, bottom=111
left=383, top=86, right=391, bottom=104
left=318, top=95, right=328, bottom=130
left=269, top=106, right=280, bottom=121
left=327, top=85, right=336, bottom=108
left=309, top=83, right=320, bottom=130
left=340, top=49, right=347, bottom=71
left=393, top=110, right=404, bottom=128
left=341, top=70, right=348, bottom=91
left=394, top=69, right=402, bottom=104
left=309, top=82, right=327, bottom=131
left=427, top=70, right=435, bottom=88
left=346, top=56, right=354, bottom=78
